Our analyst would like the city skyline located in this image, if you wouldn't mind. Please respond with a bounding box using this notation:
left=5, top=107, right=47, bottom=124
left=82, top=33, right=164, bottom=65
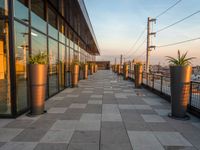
left=84, top=0, right=200, bottom=65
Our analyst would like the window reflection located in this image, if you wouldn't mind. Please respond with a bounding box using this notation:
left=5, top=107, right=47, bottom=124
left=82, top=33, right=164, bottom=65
left=59, top=43, right=65, bottom=90
left=14, top=0, right=29, bottom=24
left=14, top=21, right=29, bottom=112
left=48, top=7, right=58, bottom=39
left=31, top=30, right=47, bottom=55
left=48, top=38, right=58, bottom=96
left=31, top=0, right=46, bottom=33
left=0, top=0, right=10, bottom=114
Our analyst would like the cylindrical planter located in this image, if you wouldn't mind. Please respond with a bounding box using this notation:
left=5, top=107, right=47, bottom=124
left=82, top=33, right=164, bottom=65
left=117, top=64, right=121, bottom=75
left=134, top=64, right=143, bottom=88
left=29, top=64, right=47, bottom=115
left=72, top=64, right=79, bottom=87
left=123, top=64, right=128, bottom=80
left=170, top=66, right=192, bottom=119
left=79, top=70, right=83, bottom=80
left=84, top=64, right=88, bottom=79
left=114, top=65, right=117, bottom=73
left=90, top=64, right=94, bottom=75
left=94, top=64, right=97, bottom=73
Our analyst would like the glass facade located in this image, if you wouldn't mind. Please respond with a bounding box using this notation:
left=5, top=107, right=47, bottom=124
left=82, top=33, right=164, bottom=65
left=0, top=0, right=11, bottom=115
left=0, top=0, right=98, bottom=117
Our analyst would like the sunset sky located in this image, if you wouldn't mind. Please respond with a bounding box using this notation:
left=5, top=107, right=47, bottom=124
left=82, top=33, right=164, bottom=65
left=84, top=0, right=200, bottom=66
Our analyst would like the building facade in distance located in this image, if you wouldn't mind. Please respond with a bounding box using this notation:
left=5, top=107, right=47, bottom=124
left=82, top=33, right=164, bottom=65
left=0, top=0, right=100, bottom=117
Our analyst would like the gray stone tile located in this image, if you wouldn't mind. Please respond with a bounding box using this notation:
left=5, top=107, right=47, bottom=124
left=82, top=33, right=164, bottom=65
left=82, top=91, right=93, bottom=94
left=91, top=95, right=103, bottom=98
left=133, top=105, right=152, bottom=110
left=70, top=131, right=100, bottom=143
left=164, top=146, right=197, bottom=150
left=4, top=120, right=34, bottom=129
left=155, top=109, right=170, bottom=116
left=88, top=100, right=102, bottom=105
left=48, top=107, right=68, bottom=114
left=102, top=114, right=122, bottom=122
left=69, top=104, right=87, bottom=109
left=66, top=94, right=79, bottom=98
left=68, top=143, right=99, bottom=150
left=28, top=119, right=56, bottom=130
left=80, top=113, right=101, bottom=121
left=76, top=121, right=101, bottom=131
left=51, top=120, right=78, bottom=130
left=34, top=143, right=68, bottom=150
left=12, top=129, right=48, bottom=142
left=101, top=130, right=130, bottom=144
left=101, top=122, right=125, bottom=131
left=0, top=128, right=23, bottom=142
left=0, top=142, right=5, bottom=148
left=148, top=123, right=175, bottom=131
left=119, top=105, right=135, bottom=109
left=121, top=113, right=145, bottom=123
left=0, top=142, right=37, bottom=150
left=128, top=131, right=164, bottom=150
left=142, top=114, right=166, bottom=123
left=101, top=144, right=132, bottom=150
left=0, top=119, right=14, bottom=128
left=40, top=130, right=74, bottom=143
left=154, top=132, right=192, bottom=146
left=124, top=122, right=150, bottom=131
left=143, top=98, right=163, bottom=105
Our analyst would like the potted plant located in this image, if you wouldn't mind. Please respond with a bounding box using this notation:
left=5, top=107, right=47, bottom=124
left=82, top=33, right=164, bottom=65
left=117, top=64, right=121, bottom=75
left=166, top=50, right=195, bottom=119
left=29, top=52, right=48, bottom=115
left=134, top=62, right=143, bottom=88
left=83, top=63, right=88, bottom=79
left=89, top=63, right=94, bottom=75
left=94, top=64, right=98, bottom=73
left=71, top=59, right=80, bottom=87
left=123, top=63, right=129, bottom=80
left=79, top=62, right=84, bottom=80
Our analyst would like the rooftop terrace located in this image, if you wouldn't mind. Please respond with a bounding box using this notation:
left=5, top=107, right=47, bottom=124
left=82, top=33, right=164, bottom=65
left=0, top=70, right=200, bottom=150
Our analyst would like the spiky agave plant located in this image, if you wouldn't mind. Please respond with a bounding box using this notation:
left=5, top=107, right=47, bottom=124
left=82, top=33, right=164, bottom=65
left=166, top=50, right=195, bottom=66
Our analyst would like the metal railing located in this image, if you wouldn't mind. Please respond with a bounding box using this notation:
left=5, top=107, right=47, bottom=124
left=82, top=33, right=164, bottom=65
left=123, top=70, right=200, bottom=116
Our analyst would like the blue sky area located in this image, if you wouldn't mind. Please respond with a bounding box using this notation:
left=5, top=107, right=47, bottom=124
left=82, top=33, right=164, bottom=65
left=84, top=0, right=200, bottom=65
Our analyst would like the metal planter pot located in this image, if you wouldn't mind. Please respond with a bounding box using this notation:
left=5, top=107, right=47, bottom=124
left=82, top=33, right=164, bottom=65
left=29, top=64, right=47, bottom=115
left=134, top=65, right=143, bottom=88
left=117, top=64, right=121, bottom=75
left=84, top=64, right=88, bottom=79
left=123, top=64, right=128, bottom=80
left=94, top=64, right=98, bottom=73
left=72, top=64, right=79, bottom=87
left=170, top=66, right=192, bottom=119
left=90, top=65, right=94, bottom=75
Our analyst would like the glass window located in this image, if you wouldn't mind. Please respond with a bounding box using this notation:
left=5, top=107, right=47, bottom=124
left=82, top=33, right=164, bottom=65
left=31, top=0, right=46, bottom=33
left=48, top=7, right=58, bottom=39
left=65, top=46, right=70, bottom=87
left=0, top=1, right=11, bottom=115
left=14, top=21, right=29, bottom=112
left=59, top=18, right=65, bottom=44
left=48, top=38, right=58, bottom=96
left=31, top=30, right=47, bottom=55
left=59, top=43, right=65, bottom=90
left=14, top=0, right=29, bottom=24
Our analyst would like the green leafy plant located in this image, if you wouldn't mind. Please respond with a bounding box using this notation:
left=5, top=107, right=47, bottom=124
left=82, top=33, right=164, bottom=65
left=29, top=52, right=48, bottom=64
left=71, top=59, right=80, bottom=67
left=135, top=62, right=143, bottom=66
left=166, top=50, right=195, bottom=66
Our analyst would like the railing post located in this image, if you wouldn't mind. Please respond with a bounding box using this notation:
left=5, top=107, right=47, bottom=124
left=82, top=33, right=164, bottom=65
left=161, top=76, right=163, bottom=94
left=152, top=74, right=154, bottom=89
left=189, top=81, right=192, bottom=110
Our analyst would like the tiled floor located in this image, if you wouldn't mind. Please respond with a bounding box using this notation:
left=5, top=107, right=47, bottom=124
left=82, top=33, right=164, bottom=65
left=0, top=70, right=200, bottom=150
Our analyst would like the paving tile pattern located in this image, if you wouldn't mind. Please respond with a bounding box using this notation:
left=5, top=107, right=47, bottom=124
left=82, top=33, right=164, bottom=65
left=0, top=70, right=200, bottom=150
